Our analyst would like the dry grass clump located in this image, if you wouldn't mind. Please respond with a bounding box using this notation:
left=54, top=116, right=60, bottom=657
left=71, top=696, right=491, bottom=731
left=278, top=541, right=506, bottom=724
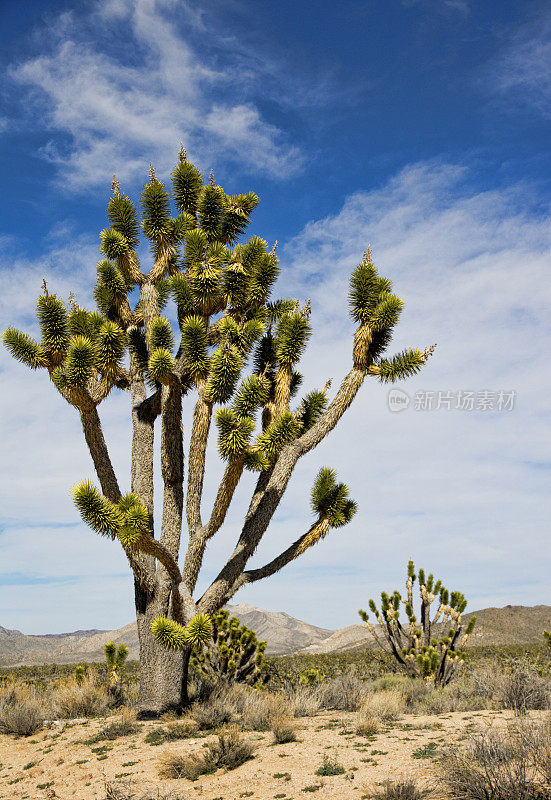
left=287, top=686, right=323, bottom=717
left=469, top=661, right=549, bottom=714
left=419, top=684, right=486, bottom=715
left=496, top=664, right=550, bottom=714
left=158, top=725, right=254, bottom=780
left=319, top=671, right=369, bottom=711
left=239, top=690, right=291, bottom=731
left=53, top=673, right=111, bottom=718
left=437, top=718, right=551, bottom=800
left=356, top=713, right=381, bottom=737
left=191, top=692, right=236, bottom=730
left=158, top=750, right=211, bottom=781
left=363, top=777, right=429, bottom=799
left=105, top=779, right=187, bottom=799
left=359, top=690, right=406, bottom=722
left=0, top=685, right=45, bottom=736
left=165, top=718, right=200, bottom=739
left=145, top=718, right=200, bottom=745
left=93, top=712, right=139, bottom=741
left=270, top=715, right=298, bottom=743
left=204, top=724, right=255, bottom=770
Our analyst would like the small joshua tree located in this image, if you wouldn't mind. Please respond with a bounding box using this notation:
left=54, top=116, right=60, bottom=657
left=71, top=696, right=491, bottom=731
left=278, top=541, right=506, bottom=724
left=189, top=609, right=267, bottom=686
left=359, top=560, right=476, bottom=685
left=104, top=642, right=129, bottom=700
left=544, top=631, right=551, bottom=651
left=74, top=664, right=86, bottom=685
left=3, top=147, right=433, bottom=715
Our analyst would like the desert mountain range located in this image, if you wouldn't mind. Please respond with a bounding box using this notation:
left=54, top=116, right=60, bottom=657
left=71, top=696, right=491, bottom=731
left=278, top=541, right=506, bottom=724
left=0, top=604, right=549, bottom=667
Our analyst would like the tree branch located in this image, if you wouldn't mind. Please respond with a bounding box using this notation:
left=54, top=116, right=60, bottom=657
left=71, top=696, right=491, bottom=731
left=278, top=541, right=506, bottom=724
left=231, top=518, right=330, bottom=597
left=186, top=382, right=212, bottom=535
left=183, top=458, right=244, bottom=594
left=79, top=406, right=121, bottom=502
left=198, top=363, right=367, bottom=613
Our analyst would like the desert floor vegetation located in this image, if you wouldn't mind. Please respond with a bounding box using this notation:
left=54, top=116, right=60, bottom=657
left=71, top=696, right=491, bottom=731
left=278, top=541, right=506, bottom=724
left=0, top=649, right=549, bottom=798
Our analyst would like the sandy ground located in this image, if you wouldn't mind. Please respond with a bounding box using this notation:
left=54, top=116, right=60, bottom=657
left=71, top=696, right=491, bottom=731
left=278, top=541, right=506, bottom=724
left=0, top=709, right=545, bottom=800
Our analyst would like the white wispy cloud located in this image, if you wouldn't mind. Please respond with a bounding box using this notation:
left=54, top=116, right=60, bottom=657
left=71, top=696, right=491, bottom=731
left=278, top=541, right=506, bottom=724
left=1, top=161, right=550, bottom=632
left=489, top=10, right=551, bottom=118
left=9, top=0, right=303, bottom=190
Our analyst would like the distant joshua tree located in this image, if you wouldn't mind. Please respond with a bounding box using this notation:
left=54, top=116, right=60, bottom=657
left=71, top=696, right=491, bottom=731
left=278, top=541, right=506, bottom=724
left=3, top=147, right=433, bottom=715
left=359, top=560, right=476, bottom=685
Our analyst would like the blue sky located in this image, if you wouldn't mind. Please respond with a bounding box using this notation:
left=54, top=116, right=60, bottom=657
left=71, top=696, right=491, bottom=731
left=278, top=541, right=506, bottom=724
left=0, top=0, right=550, bottom=634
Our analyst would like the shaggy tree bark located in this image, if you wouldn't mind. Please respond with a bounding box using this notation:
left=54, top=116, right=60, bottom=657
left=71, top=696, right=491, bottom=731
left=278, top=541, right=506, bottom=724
left=3, top=153, right=433, bottom=716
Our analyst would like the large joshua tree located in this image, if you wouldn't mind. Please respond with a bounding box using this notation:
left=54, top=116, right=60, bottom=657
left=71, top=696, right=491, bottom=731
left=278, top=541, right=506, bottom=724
left=3, top=147, right=433, bottom=716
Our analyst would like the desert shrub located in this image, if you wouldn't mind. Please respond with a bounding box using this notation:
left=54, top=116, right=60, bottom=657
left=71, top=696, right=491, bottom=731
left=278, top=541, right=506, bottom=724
left=365, top=778, right=428, bottom=800
left=299, top=668, right=325, bottom=686
left=359, top=690, right=406, bottom=722
left=145, top=719, right=199, bottom=745
left=287, top=686, right=323, bottom=717
left=496, top=661, right=550, bottom=713
left=437, top=720, right=551, bottom=800
left=419, top=682, right=486, bottom=715
left=158, top=750, right=212, bottom=781
left=105, top=781, right=187, bottom=800
left=53, top=673, right=111, bottom=718
left=93, top=716, right=139, bottom=740
left=315, top=753, right=346, bottom=776
left=203, top=724, right=255, bottom=771
left=239, top=690, right=291, bottom=731
left=518, top=715, right=551, bottom=785
left=356, top=713, right=381, bottom=737
left=191, top=693, right=236, bottom=730
left=319, top=672, right=369, bottom=711
left=271, top=715, right=298, bottom=743
left=0, top=687, right=45, bottom=736
left=165, top=719, right=200, bottom=739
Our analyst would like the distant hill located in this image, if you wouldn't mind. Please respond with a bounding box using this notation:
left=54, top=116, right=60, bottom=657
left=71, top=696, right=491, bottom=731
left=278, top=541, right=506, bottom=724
left=0, top=604, right=332, bottom=666
left=1, top=604, right=548, bottom=667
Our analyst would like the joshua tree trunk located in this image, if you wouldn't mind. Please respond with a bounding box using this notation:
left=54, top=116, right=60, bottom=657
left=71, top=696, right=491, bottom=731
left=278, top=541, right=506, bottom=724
left=3, top=149, right=433, bottom=716
left=135, top=585, right=184, bottom=716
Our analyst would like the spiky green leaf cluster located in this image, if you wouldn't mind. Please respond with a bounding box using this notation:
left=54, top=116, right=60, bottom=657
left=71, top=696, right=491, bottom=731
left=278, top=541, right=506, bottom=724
left=275, top=313, right=311, bottom=366
left=100, top=228, right=128, bottom=260
left=73, top=482, right=149, bottom=546
left=180, top=316, right=209, bottom=377
left=216, top=409, right=255, bottom=459
left=151, top=613, right=213, bottom=651
left=64, top=336, right=95, bottom=387
left=310, top=467, right=357, bottom=528
left=95, top=321, right=126, bottom=368
left=171, top=160, right=203, bottom=215
left=107, top=195, right=140, bottom=250
left=256, top=411, right=301, bottom=459
left=150, top=617, right=188, bottom=650
left=141, top=179, right=172, bottom=239
left=2, top=328, right=45, bottom=369
left=37, top=294, right=69, bottom=354
left=205, top=344, right=242, bottom=403
left=298, top=389, right=327, bottom=432
left=149, top=316, right=174, bottom=352
left=73, top=481, right=122, bottom=537
left=148, top=347, right=175, bottom=380
left=377, top=349, right=425, bottom=383
left=231, top=374, right=270, bottom=417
